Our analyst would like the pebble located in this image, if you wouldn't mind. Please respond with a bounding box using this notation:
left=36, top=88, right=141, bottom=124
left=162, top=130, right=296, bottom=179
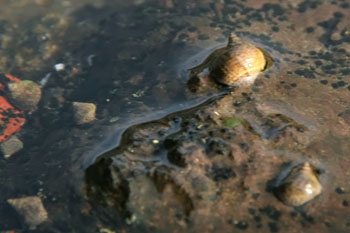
left=8, top=80, right=42, bottom=112
left=72, top=102, right=96, bottom=124
left=0, top=135, right=23, bottom=158
left=54, top=63, right=65, bottom=71
left=7, top=196, right=48, bottom=230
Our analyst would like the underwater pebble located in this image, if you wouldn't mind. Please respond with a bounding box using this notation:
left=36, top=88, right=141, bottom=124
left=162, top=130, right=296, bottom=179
left=7, top=196, right=48, bottom=230
left=274, top=162, right=322, bottom=206
left=0, top=135, right=23, bottom=158
left=72, top=102, right=96, bottom=125
left=8, top=80, right=42, bottom=112
left=54, top=63, right=65, bottom=71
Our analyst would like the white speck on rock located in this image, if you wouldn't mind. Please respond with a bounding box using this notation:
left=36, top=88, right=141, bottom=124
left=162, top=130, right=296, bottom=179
left=39, top=73, right=52, bottom=88
left=54, top=63, right=65, bottom=71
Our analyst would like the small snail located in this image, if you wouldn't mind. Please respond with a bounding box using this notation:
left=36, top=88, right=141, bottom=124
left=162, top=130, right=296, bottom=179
left=274, top=162, right=322, bottom=206
left=189, top=33, right=273, bottom=86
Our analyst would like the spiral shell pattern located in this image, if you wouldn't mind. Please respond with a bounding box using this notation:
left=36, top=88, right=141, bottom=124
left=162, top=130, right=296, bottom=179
left=209, top=42, right=266, bottom=85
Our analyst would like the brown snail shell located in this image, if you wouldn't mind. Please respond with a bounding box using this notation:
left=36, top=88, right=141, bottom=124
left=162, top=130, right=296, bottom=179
left=189, top=33, right=273, bottom=86
left=274, top=162, right=322, bottom=206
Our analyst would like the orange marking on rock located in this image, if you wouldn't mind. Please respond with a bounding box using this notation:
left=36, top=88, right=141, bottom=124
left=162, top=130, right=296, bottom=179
left=5, top=74, right=21, bottom=82
left=0, top=74, right=26, bottom=143
left=0, top=117, right=25, bottom=143
left=0, top=96, right=16, bottom=110
left=0, top=96, right=25, bottom=143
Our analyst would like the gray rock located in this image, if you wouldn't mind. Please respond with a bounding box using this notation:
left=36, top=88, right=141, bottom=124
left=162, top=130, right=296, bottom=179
left=7, top=196, right=48, bottom=229
left=72, top=102, right=96, bottom=124
left=8, top=80, right=42, bottom=112
left=1, top=135, right=23, bottom=158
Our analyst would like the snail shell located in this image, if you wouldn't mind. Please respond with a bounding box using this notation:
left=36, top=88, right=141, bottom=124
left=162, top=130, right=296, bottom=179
left=274, top=162, right=322, bottom=206
left=189, top=33, right=272, bottom=86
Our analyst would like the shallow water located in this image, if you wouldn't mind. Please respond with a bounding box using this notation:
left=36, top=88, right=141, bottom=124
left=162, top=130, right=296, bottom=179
left=0, top=0, right=349, bottom=232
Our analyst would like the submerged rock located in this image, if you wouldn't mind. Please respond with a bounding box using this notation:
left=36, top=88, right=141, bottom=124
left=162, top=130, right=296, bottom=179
left=0, top=135, right=23, bottom=158
left=7, top=196, right=48, bottom=229
left=72, top=102, right=96, bottom=124
left=8, top=80, right=42, bottom=112
left=274, top=162, right=322, bottom=206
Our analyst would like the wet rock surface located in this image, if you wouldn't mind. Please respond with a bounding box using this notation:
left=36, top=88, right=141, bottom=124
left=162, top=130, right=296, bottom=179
left=85, top=86, right=344, bottom=232
left=82, top=1, right=350, bottom=232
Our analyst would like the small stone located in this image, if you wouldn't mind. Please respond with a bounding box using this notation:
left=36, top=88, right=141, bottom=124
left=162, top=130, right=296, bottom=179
left=331, top=32, right=342, bottom=41
left=152, top=139, right=159, bottom=144
left=0, top=135, right=23, bottom=158
left=7, top=196, right=48, bottom=230
left=8, top=80, right=42, bottom=112
left=54, top=63, right=65, bottom=71
left=72, top=102, right=96, bottom=124
left=35, top=0, right=53, bottom=6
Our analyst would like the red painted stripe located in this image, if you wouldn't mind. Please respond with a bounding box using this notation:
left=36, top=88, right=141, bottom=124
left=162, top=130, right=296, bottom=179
left=4, top=74, right=21, bottom=82
left=0, top=96, right=25, bottom=143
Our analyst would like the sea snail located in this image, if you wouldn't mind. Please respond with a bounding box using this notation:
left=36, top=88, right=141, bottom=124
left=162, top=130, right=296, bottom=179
left=189, top=33, right=273, bottom=86
left=274, top=162, right=322, bottom=206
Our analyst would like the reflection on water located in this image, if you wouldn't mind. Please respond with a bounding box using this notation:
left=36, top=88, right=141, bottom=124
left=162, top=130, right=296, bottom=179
left=0, top=0, right=349, bottom=232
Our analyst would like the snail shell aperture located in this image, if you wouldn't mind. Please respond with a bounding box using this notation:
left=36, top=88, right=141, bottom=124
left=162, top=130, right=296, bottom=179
left=189, top=33, right=273, bottom=86
left=274, top=162, right=322, bottom=207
